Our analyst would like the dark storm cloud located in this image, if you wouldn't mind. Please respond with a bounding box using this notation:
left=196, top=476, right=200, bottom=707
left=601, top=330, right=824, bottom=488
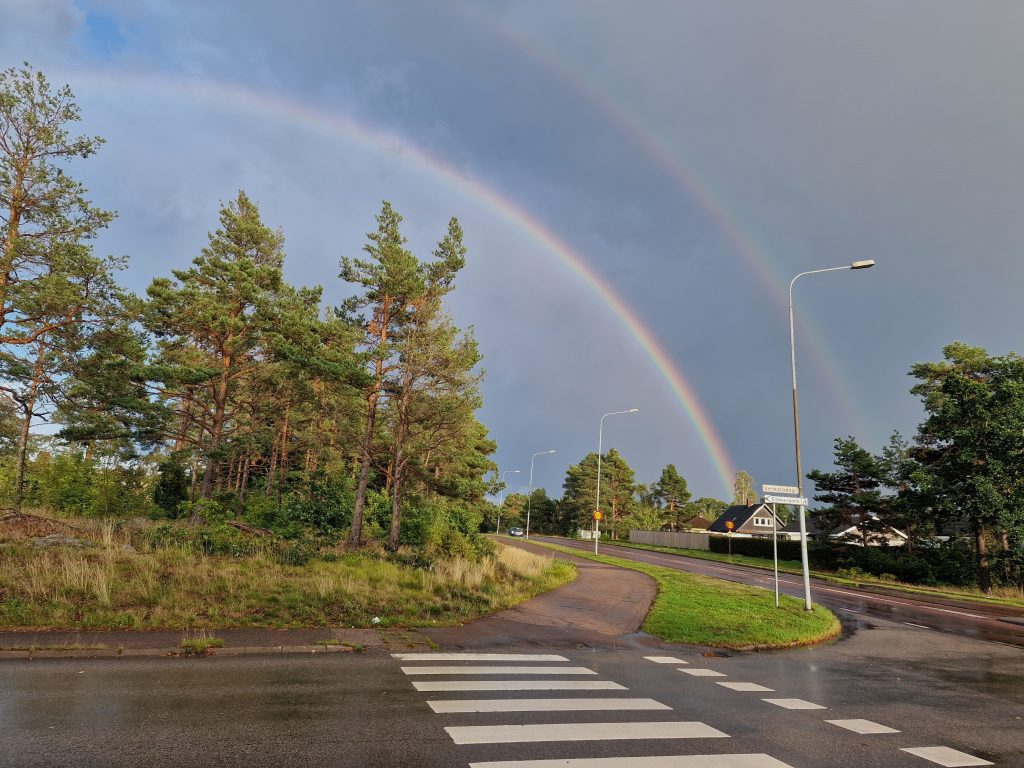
left=4, top=0, right=1022, bottom=498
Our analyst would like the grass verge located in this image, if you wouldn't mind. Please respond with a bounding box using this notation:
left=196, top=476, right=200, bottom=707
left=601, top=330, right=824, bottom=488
left=179, top=631, right=224, bottom=656
left=533, top=541, right=840, bottom=649
left=0, top=525, right=576, bottom=631
left=585, top=538, right=1024, bottom=609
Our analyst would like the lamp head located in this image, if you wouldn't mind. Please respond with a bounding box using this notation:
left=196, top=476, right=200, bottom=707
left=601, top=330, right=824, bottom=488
left=850, top=260, right=876, bottom=270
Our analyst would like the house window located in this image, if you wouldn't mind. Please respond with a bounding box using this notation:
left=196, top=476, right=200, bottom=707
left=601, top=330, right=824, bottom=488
left=752, top=517, right=773, bottom=527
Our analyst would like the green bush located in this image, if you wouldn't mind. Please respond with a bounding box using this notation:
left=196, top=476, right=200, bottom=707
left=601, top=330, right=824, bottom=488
left=271, top=538, right=315, bottom=566
left=153, top=457, right=190, bottom=517
left=178, top=498, right=232, bottom=525
left=709, top=535, right=804, bottom=561
left=146, top=522, right=267, bottom=558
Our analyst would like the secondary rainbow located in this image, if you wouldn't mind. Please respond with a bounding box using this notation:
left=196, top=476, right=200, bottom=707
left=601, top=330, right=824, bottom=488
left=453, top=2, right=861, bottom=429
left=70, top=70, right=738, bottom=494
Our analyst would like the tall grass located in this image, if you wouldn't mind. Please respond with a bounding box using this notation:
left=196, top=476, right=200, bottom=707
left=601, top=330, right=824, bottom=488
left=0, top=521, right=576, bottom=630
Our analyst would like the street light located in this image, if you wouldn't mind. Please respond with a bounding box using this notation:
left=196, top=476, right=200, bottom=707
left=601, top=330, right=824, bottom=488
left=595, top=409, right=639, bottom=554
left=525, top=450, right=555, bottom=540
left=789, top=259, right=875, bottom=610
left=496, top=469, right=520, bottom=536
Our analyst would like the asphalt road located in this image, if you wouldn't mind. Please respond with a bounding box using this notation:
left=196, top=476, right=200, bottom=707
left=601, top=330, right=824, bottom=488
left=1, top=636, right=1021, bottom=768
left=531, top=536, right=1024, bottom=648
left=2, top=541, right=1022, bottom=768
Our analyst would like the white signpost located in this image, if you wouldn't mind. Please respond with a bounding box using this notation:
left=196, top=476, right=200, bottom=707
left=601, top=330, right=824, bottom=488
left=762, top=484, right=800, bottom=496
left=764, top=494, right=808, bottom=506
left=761, top=485, right=810, bottom=609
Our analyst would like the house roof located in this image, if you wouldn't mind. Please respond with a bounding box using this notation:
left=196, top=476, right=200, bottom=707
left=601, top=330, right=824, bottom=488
left=707, top=504, right=769, bottom=533
left=685, top=515, right=711, bottom=529
left=781, top=516, right=825, bottom=536
left=781, top=512, right=906, bottom=539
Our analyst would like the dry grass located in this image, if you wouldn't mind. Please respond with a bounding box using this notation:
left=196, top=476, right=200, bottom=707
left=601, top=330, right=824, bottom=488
left=0, top=521, right=576, bottom=631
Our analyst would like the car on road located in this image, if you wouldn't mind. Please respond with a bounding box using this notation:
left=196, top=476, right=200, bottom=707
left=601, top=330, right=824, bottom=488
left=508, top=527, right=524, bottom=537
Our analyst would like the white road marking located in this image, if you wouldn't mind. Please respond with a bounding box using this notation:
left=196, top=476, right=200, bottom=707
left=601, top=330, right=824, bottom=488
left=427, top=697, right=669, bottom=713
left=680, top=668, right=726, bottom=677
left=412, top=680, right=627, bottom=692
left=393, top=653, right=569, bottom=661
left=900, top=746, right=994, bottom=766
left=470, top=755, right=796, bottom=768
left=401, top=665, right=595, bottom=675
left=761, top=698, right=826, bottom=710
left=826, top=719, right=899, bottom=734
left=644, top=656, right=688, bottom=664
left=717, top=682, right=774, bottom=692
left=903, top=622, right=931, bottom=630
left=446, top=720, right=728, bottom=744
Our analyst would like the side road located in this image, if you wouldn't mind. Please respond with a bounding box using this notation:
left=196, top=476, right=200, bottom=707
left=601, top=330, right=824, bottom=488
left=423, top=538, right=659, bottom=650
left=0, top=539, right=661, bottom=659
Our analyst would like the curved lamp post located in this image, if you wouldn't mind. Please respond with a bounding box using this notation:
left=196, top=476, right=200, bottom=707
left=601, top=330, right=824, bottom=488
left=525, top=450, right=556, bottom=540
left=595, top=409, right=639, bottom=554
left=790, top=259, right=875, bottom=609
left=496, top=469, right=520, bottom=536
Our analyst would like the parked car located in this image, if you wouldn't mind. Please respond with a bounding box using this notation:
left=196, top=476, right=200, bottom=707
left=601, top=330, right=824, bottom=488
left=508, top=527, right=525, bottom=537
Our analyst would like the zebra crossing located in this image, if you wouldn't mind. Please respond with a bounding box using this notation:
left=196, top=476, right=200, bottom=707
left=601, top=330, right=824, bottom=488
left=393, top=651, right=798, bottom=768
left=393, top=651, right=997, bottom=768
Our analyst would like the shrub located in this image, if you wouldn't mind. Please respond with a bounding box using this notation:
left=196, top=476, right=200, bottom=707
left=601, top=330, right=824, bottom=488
left=708, top=535, right=803, bottom=561
left=153, top=457, right=190, bottom=518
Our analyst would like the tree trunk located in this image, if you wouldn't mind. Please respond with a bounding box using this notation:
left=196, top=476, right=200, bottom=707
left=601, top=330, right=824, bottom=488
left=975, top=523, right=991, bottom=593
left=14, top=340, right=46, bottom=511
left=389, top=460, right=403, bottom=551
left=277, top=403, right=290, bottom=510
left=265, top=431, right=279, bottom=497
left=199, top=349, right=232, bottom=500
left=388, top=390, right=412, bottom=551
left=349, top=387, right=380, bottom=547
left=0, top=162, right=26, bottom=321
left=239, top=456, right=251, bottom=503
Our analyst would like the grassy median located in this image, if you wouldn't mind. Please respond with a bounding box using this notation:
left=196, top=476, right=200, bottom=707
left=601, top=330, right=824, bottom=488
left=534, top=541, right=840, bottom=649
left=588, top=539, right=1024, bottom=609
left=0, top=520, right=576, bottom=631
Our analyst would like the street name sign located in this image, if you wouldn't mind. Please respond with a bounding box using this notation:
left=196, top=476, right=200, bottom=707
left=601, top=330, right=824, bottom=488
left=762, top=484, right=799, bottom=495
left=764, top=494, right=808, bottom=506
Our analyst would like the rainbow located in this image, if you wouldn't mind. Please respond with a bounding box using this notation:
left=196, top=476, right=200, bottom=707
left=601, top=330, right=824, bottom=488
left=68, top=69, right=738, bottom=494
left=453, top=2, right=861, bottom=429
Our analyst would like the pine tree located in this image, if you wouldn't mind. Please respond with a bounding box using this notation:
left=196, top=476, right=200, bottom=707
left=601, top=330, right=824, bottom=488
left=653, top=464, right=691, bottom=527
left=806, top=437, right=887, bottom=545
left=145, top=191, right=286, bottom=506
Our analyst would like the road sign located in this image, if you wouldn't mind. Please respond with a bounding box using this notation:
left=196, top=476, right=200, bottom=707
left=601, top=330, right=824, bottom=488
left=593, top=510, right=603, bottom=520
left=764, top=494, right=808, bottom=506
left=762, top=484, right=799, bottom=495
left=725, top=520, right=735, bottom=531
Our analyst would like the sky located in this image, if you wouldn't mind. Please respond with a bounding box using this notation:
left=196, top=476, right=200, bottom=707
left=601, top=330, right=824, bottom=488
left=4, top=0, right=1023, bottom=501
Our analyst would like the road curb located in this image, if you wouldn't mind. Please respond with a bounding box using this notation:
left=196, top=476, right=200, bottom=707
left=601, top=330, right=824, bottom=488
left=0, top=643, right=360, bottom=661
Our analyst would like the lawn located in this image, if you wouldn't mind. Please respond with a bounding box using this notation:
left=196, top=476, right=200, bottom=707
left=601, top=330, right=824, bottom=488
left=594, top=538, right=1024, bottom=609
left=534, top=541, right=840, bottom=649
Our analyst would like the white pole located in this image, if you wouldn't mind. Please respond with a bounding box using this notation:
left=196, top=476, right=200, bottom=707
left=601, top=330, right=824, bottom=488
left=594, top=409, right=638, bottom=555
left=526, top=451, right=554, bottom=540
left=789, top=264, right=869, bottom=611
left=496, top=469, right=519, bottom=536
left=595, top=419, right=604, bottom=555
left=772, top=503, right=780, bottom=608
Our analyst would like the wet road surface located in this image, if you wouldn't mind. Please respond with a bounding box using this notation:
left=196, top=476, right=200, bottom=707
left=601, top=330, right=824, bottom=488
left=532, top=536, right=1024, bottom=648
left=2, top=540, right=1022, bottom=767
